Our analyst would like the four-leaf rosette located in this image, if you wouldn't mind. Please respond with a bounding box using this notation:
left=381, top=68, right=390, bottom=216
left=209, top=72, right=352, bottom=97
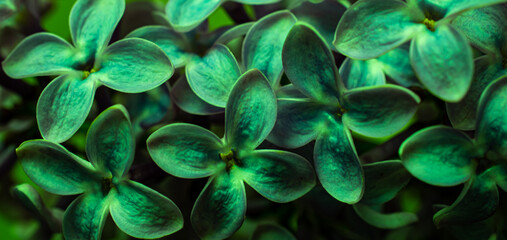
left=1, top=0, right=174, bottom=143
left=16, top=105, right=183, bottom=239
left=400, top=75, right=507, bottom=227
left=269, top=23, right=420, bottom=204
left=147, top=69, right=316, bottom=240
left=334, top=0, right=507, bottom=102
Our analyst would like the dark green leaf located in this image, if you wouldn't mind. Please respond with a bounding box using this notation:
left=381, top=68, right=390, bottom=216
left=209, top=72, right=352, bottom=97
left=353, top=203, right=418, bottom=229
left=361, top=160, right=412, bottom=205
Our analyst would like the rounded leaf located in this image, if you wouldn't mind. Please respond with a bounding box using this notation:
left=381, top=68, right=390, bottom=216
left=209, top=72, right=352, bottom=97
left=339, top=58, right=386, bottom=90
left=361, top=160, right=412, bottom=205
left=353, top=204, right=418, bottom=229
left=166, top=0, right=221, bottom=32
left=63, top=193, right=111, bottom=240
left=171, top=75, right=224, bottom=115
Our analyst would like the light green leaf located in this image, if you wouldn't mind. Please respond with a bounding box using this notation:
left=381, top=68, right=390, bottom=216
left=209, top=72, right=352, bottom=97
left=376, top=43, right=420, bottom=87
left=70, top=0, right=125, bottom=57
left=446, top=56, right=507, bottom=130
left=342, top=84, right=420, bottom=138
left=238, top=149, right=315, bottom=202
left=225, top=69, right=276, bottom=151
left=166, top=0, right=221, bottom=32
left=444, top=0, right=507, bottom=18
left=334, top=0, right=425, bottom=59
left=126, top=25, right=194, bottom=68
left=191, top=172, right=246, bottom=240
left=0, top=0, right=16, bottom=22
left=147, top=123, right=224, bottom=179
left=110, top=181, right=183, bottom=239
left=86, top=105, right=134, bottom=178
left=215, top=22, right=254, bottom=45
left=353, top=204, right=418, bottom=229
left=243, top=10, right=297, bottom=85
left=95, top=38, right=173, bottom=93
left=410, top=25, right=473, bottom=102
left=400, top=126, right=478, bottom=186
left=252, top=224, right=296, bottom=240
left=283, top=23, right=339, bottom=101
left=17, top=140, right=98, bottom=195
left=187, top=44, right=241, bottom=107
left=434, top=170, right=499, bottom=227
left=63, top=193, right=110, bottom=240
left=2, top=33, right=76, bottom=78
left=171, top=75, right=224, bottom=115
left=314, top=114, right=363, bottom=204
left=268, top=98, right=328, bottom=148
left=361, top=160, right=412, bottom=205
left=37, top=74, right=96, bottom=143
left=339, top=58, right=386, bottom=89
left=476, top=76, right=507, bottom=159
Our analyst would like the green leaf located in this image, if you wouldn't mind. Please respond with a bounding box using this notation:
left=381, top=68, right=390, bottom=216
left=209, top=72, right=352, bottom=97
left=94, top=38, right=173, bottom=93
left=493, top=164, right=507, bottom=192
left=444, top=0, right=507, bottom=18
left=451, top=5, right=507, bottom=54
left=314, top=114, right=364, bottom=204
left=171, top=75, right=224, bottom=115
left=376, top=43, right=421, bottom=87
left=63, top=193, right=110, bottom=240
left=235, top=0, right=280, bottom=4
left=17, top=140, right=98, bottom=195
left=243, top=10, right=297, bottom=85
left=2, top=33, right=77, bottom=78
left=215, top=22, right=255, bottom=45
left=291, top=0, right=346, bottom=48
left=334, top=0, right=425, bottom=59
left=225, top=69, right=276, bottom=151
left=0, top=0, right=16, bottom=22
left=339, top=58, right=386, bottom=89
left=410, top=25, right=473, bottom=102
left=274, top=84, right=306, bottom=98
left=237, top=149, right=315, bottom=202
left=109, top=180, right=183, bottom=239
left=252, top=224, right=296, bottom=240
left=70, top=0, right=124, bottom=57
left=166, top=0, right=221, bottom=32
left=191, top=172, right=246, bottom=240
left=37, top=73, right=96, bottom=143
left=361, top=160, right=412, bottom=205
left=400, top=126, right=478, bottom=186
left=342, top=84, right=420, bottom=138
left=476, top=76, right=507, bottom=159
left=353, top=203, right=418, bottom=229
left=446, top=56, right=507, bottom=130
left=126, top=26, right=194, bottom=68
left=147, top=123, right=224, bottom=179
left=86, top=105, right=134, bottom=178
left=282, top=23, right=339, bottom=101
left=187, top=44, right=241, bottom=107
left=433, top=170, right=499, bottom=227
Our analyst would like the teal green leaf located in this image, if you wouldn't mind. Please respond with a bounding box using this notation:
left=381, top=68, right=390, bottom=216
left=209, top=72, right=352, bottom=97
left=451, top=5, right=507, bottom=54
left=274, top=84, right=306, bottom=99
left=225, top=69, right=276, bottom=151
left=314, top=114, right=363, bottom=204
left=283, top=23, right=339, bottom=101
left=342, top=84, right=420, bottom=138
left=353, top=204, right=418, bottom=229
left=238, top=149, right=315, bottom=202
left=95, top=38, right=173, bottom=93
left=63, top=193, right=110, bottom=240
left=166, top=0, right=221, bottom=32
left=361, top=160, right=412, bottom=205
left=171, top=75, right=224, bottom=115
left=252, top=224, right=296, bottom=240
left=434, top=170, right=499, bottom=227
left=70, top=0, right=124, bottom=56
left=376, top=43, right=420, bottom=87
left=334, top=0, right=425, bottom=59
left=86, top=105, right=134, bottom=178
left=291, top=0, right=346, bottom=48
left=410, top=25, right=473, bottom=102
left=191, top=172, right=246, bottom=240
left=110, top=181, right=183, bottom=239
left=147, top=123, right=224, bottom=179
left=126, top=26, right=193, bottom=68
left=0, top=0, right=16, bottom=21
left=476, top=76, right=507, bottom=158
left=235, top=0, right=280, bottom=4
left=17, top=140, right=98, bottom=195
left=2, top=33, right=76, bottom=78
left=187, top=44, right=241, bottom=107
left=243, top=10, right=297, bottom=85
left=446, top=56, right=507, bottom=130
left=215, top=22, right=254, bottom=45
left=37, top=74, right=96, bottom=143
left=493, top=164, right=507, bottom=192
left=400, top=126, right=478, bottom=186
left=268, top=99, right=327, bottom=148
left=339, top=58, right=386, bottom=89
left=444, top=0, right=507, bottom=18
